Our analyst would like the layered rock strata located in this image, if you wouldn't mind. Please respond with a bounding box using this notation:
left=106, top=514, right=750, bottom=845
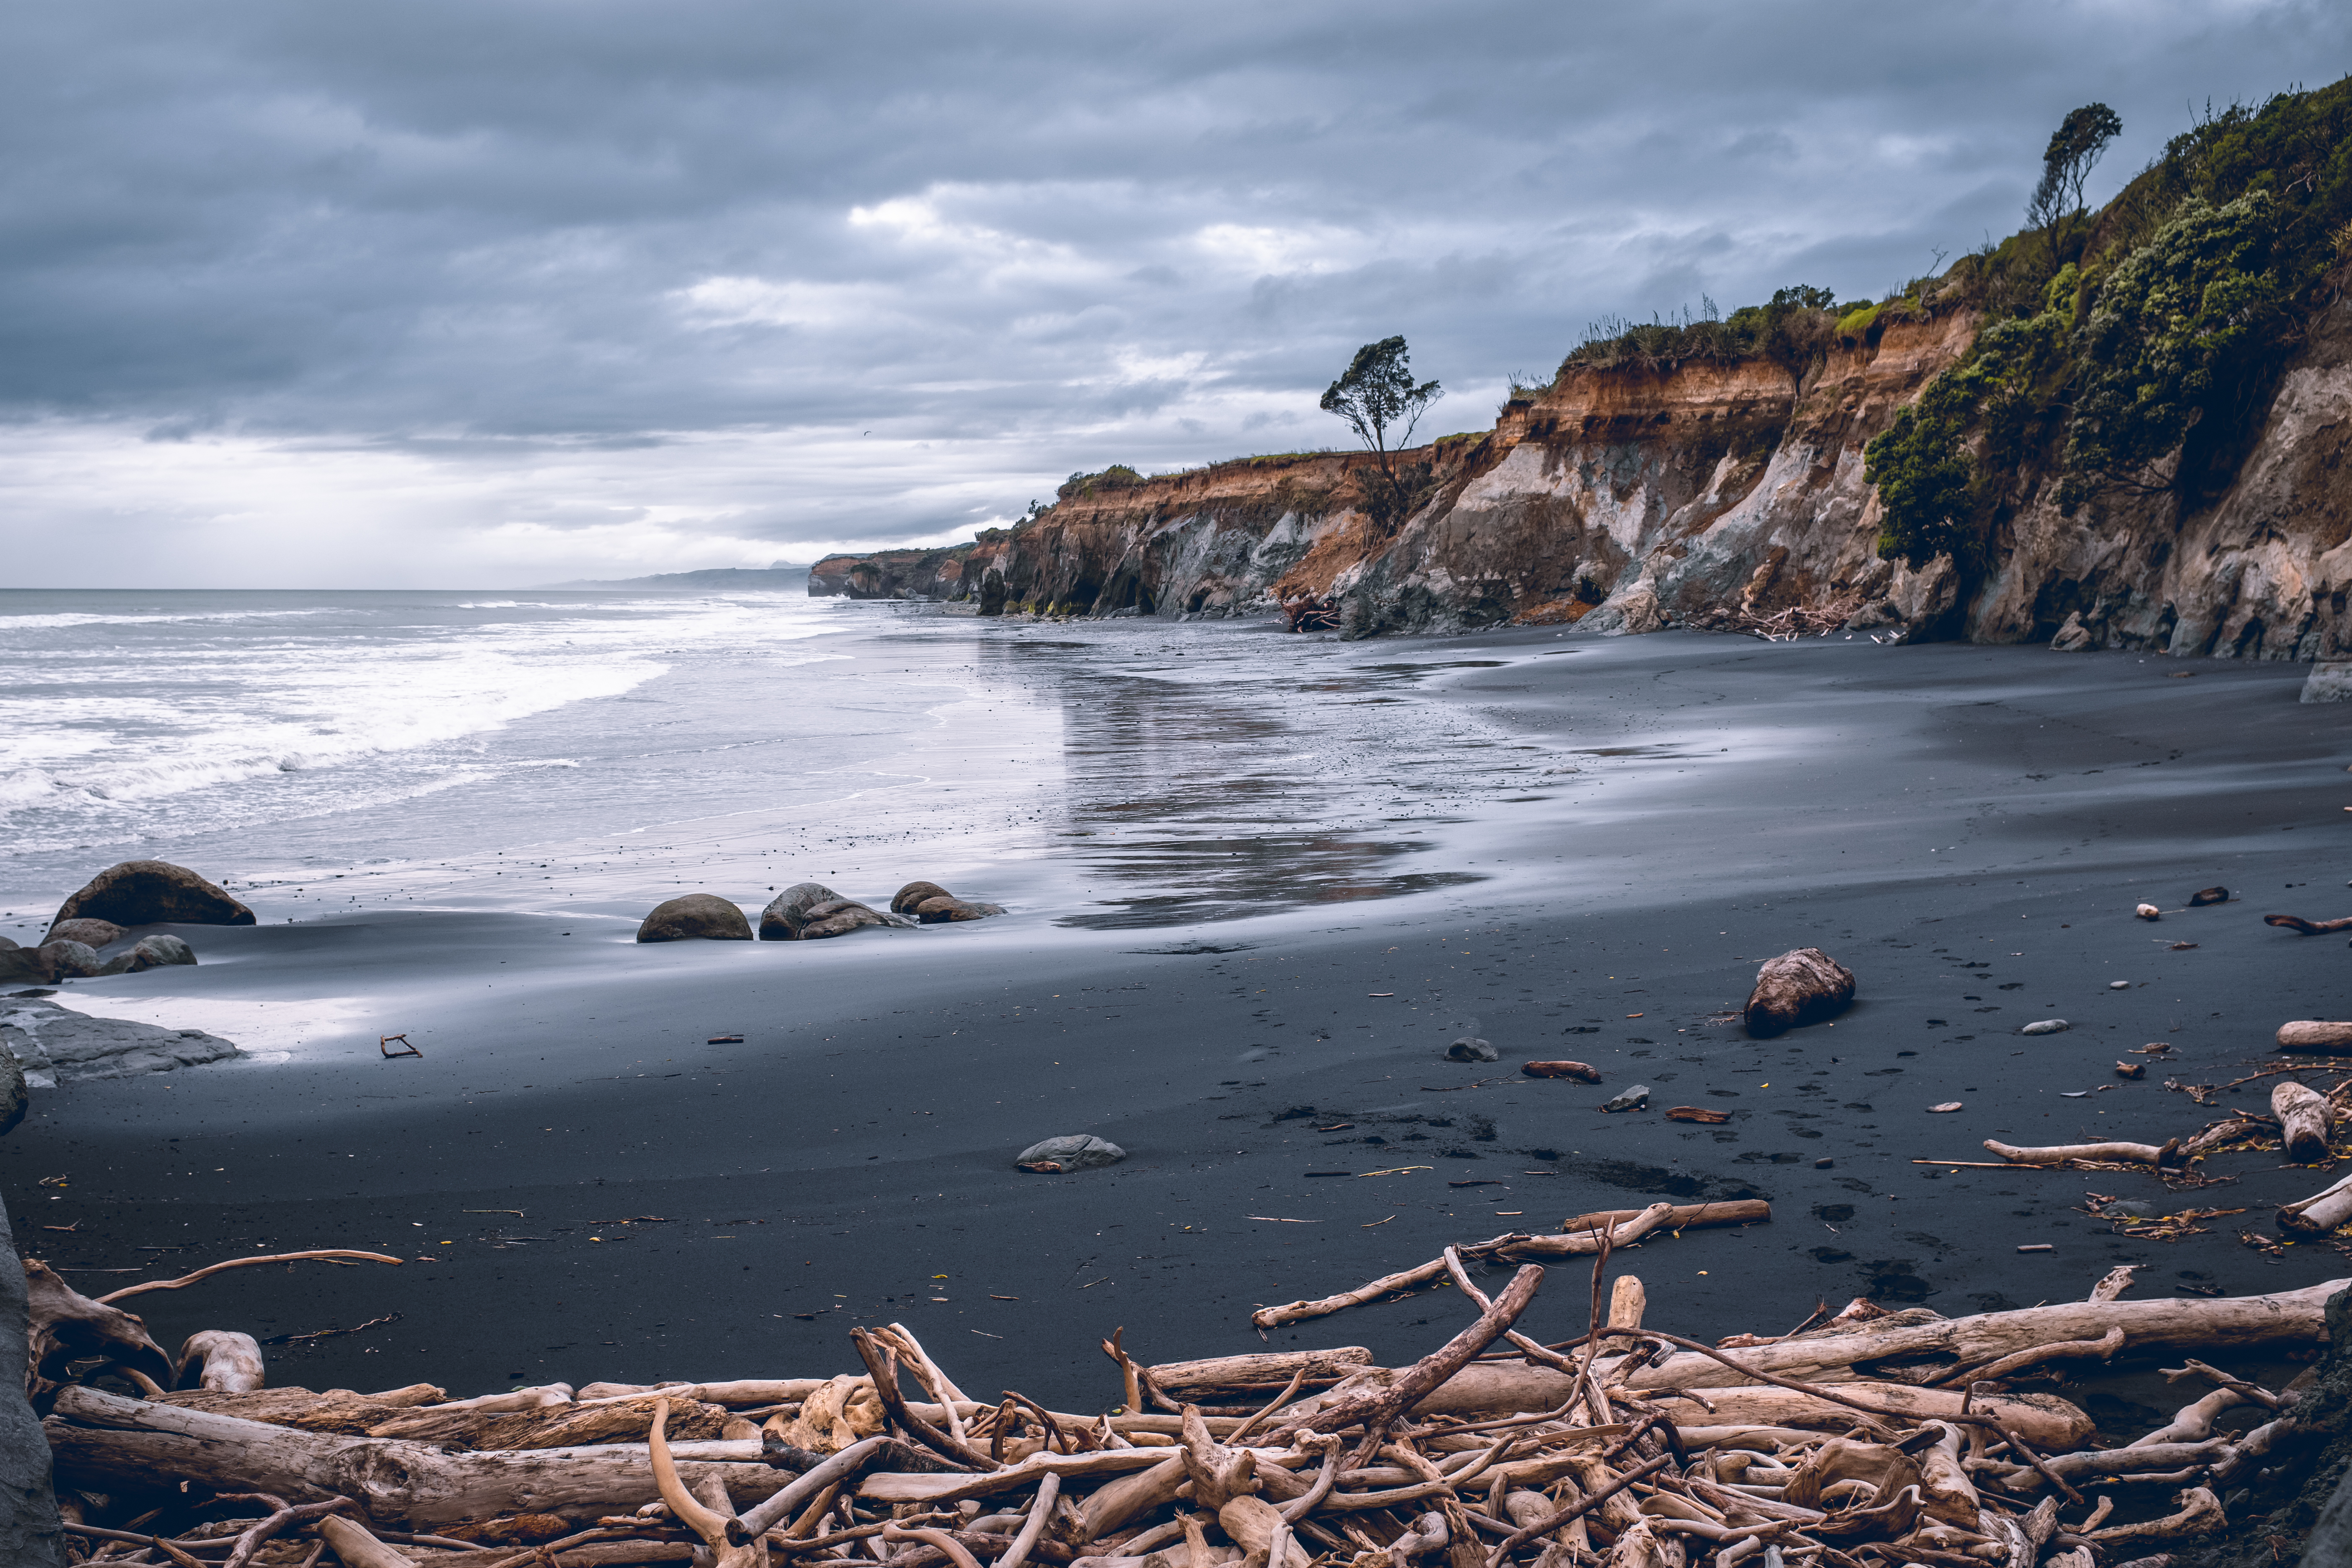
left=813, top=282, right=2352, bottom=657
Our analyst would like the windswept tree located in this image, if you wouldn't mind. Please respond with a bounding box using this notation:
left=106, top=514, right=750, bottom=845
left=1321, top=336, right=1442, bottom=528
left=2027, top=103, right=2123, bottom=272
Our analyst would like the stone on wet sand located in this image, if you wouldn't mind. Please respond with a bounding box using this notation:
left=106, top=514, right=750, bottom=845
left=1015, top=1134, right=1127, bottom=1173
left=1, top=941, right=104, bottom=986
left=761, top=883, right=913, bottom=941
left=0, top=999, right=241, bottom=1085
left=891, top=881, right=953, bottom=915
left=49, top=860, right=254, bottom=932
left=1600, top=1085, right=1651, bottom=1113
left=1743, top=946, right=1855, bottom=1037
left=96, top=936, right=197, bottom=976
left=1445, top=1036, right=1498, bottom=1062
left=45, top=919, right=124, bottom=950
left=2021, top=1019, right=2071, bottom=1036
left=635, top=894, right=754, bottom=943
left=914, top=895, right=1004, bottom=923
left=2302, top=661, right=2352, bottom=702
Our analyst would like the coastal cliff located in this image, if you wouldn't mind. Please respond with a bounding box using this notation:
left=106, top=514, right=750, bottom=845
left=813, top=81, right=2352, bottom=658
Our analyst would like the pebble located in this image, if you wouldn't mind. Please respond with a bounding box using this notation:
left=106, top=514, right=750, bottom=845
left=1445, top=1036, right=1498, bottom=1063
left=1599, top=1085, right=1650, bottom=1114
left=2108, top=981, right=2130, bottom=990
left=2022, top=1019, right=2071, bottom=1035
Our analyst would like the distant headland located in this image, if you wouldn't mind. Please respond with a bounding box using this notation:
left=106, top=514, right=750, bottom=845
left=540, top=564, right=810, bottom=590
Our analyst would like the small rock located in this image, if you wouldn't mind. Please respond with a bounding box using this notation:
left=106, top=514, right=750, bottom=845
left=2189, top=886, right=2229, bottom=907
left=2115, top=1061, right=2146, bottom=1079
left=1927, top=1101, right=1963, bottom=1113
left=1521, top=1060, right=1601, bottom=1082
left=2049, top=612, right=2093, bottom=652
left=760, top=883, right=913, bottom=941
left=1445, top=1037, right=1498, bottom=1063
left=2108, top=980, right=2130, bottom=990
left=2135, top=903, right=2161, bottom=920
left=2106, top=1199, right=2160, bottom=1219
left=50, top=859, right=255, bottom=931
left=1813, top=1157, right=1835, bottom=1169
left=2300, top=662, right=2352, bottom=703
left=98, top=935, right=198, bottom=976
left=1014, top=1134, right=1126, bottom=1172
left=47, top=918, right=126, bottom=949
left=635, top=894, right=754, bottom=943
left=2021, top=1019, right=2071, bottom=1035
left=1600, top=1085, right=1650, bottom=1114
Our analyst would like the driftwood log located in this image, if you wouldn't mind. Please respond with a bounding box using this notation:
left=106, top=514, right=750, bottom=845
left=1743, top=947, right=1854, bottom=1037
left=2265, top=914, right=2352, bottom=935
left=2279, top=1020, right=2352, bottom=1051
left=1982, top=1138, right=2180, bottom=1167
left=2280, top=1169, right=2352, bottom=1234
left=2274, top=1079, right=2336, bottom=1161
left=1518, top=1062, right=1600, bottom=1082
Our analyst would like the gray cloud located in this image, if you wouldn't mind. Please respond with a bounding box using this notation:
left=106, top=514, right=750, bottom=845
left=1, top=0, right=2346, bottom=582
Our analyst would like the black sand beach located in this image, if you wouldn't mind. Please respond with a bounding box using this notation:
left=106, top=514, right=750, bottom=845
left=12, top=628, right=2349, bottom=1421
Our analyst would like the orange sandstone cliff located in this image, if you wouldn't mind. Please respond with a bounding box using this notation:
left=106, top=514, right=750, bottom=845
left=812, top=289, right=2352, bottom=657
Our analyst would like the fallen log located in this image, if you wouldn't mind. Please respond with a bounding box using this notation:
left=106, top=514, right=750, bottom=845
left=1266, top=1266, right=1545, bottom=1441
left=2278, top=1021, right=2352, bottom=1051
left=1554, top=1200, right=1769, bottom=1236
left=43, top=1386, right=791, bottom=1525
left=1144, top=1349, right=1373, bottom=1400
left=1982, top=1138, right=2179, bottom=1167
left=1609, top=1280, right=2343, bottom=1394
left=1519, top=1062, right=1600, bottom=1082
left=1744, top=948, right=1854, bottom=1037
left=2275, top=1079, right=2335, bottom=1161
left=2279, top=1169, right=2352, bottom=1234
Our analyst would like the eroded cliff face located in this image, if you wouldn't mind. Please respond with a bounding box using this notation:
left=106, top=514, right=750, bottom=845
left=811, top=283, right=2352, bottom=658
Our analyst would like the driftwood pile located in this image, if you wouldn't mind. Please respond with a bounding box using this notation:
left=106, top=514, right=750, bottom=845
left=30, top=1223, right=2342, bottom=1568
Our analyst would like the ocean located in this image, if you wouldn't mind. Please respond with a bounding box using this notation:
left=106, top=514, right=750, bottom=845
left=0, top=588, right=1535, bottom=943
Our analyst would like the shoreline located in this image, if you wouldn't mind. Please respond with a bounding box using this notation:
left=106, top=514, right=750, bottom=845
left=10, top=627, right=2347, bottom=1418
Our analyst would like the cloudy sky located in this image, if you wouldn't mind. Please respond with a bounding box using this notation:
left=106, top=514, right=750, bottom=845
left=4, top=1, right=2346, bottom=587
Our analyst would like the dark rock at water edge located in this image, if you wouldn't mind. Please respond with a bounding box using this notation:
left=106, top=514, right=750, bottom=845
left=45, top=919, right=124, bottom=950
left=1743, top=947, right=1855, bottom=1037
left=96, top=935, right=197, bottom=975
left=2176, top=1286, right=2352, bottom=1568
left=49, top=860, right=254, bottom=933
left=0, top=1054, right=24, bottom=1139
left=893, top=881, right=1005, bottom=923
left=1015, top=1134, right=1127, bottom=1172
left=1445, top=1037, right=1498, bottom=1062
left=0, top=999, right=241, bottom=1085
left=891, top=881, right=953, bottom=915
left=0, top=1193, right=64, bottom=1565
left=636, top=894, right=754, bottom=943
left=761, top=884, right=913, bottom=941
left=0, top=942, right=100, bottom=987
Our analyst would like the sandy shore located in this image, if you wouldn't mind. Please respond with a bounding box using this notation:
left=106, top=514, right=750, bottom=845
left=12, top=628, right=2348, bottom=1418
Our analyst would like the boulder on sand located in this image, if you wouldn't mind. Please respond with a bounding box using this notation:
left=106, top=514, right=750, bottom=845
left=761, top=883, right=914, bottom=941
left=892, top=881, right=1005, bottom=923
left=49, top=860, right=254, bottom=934
left=1744, top=947, right=1855, bottom=1037
left=96, top=936, right=197, bottom=977
left=1445, top=1037, right=1498, bottom=1062
left=45, top=919, right=124, bottom=950
left=0, top=942, right=101, bottom=986
left=635, top=895, right=754, bottom=943
left=1015, top=1134, right=1127, bottom=1173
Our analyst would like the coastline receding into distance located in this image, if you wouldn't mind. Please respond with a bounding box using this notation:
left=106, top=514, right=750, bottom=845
left=10, top=616, right=2344, bottom=1410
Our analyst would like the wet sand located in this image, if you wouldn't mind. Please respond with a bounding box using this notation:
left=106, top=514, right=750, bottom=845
left=14, top=628, right=2350, bottom=1423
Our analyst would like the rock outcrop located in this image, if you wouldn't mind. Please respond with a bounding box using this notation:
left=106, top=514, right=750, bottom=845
left=0, top=999, right=242, bottom=1085
left=813, top=275, right=2352, bottom=661
left=48, top=861, right=254, bottom=934
left=0, top=1196, right=65, bottom=1566
left=635, top=894, right=754, bottom=943
left=96, top=935, right=197, bottom=975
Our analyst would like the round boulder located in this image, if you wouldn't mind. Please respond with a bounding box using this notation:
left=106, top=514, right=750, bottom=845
left=48, top=918, right=126, bottom=950
left=1743, top=947, right=1855, bottom=1037
left=915, top=895, right=1004, bottom=923
left=1016, top=1134, right=1127, bottom=1173
left=50, top=860, right=255, bottom=932
left=38, top=941, right=101, bottom=981
left=891, top=881, right=953, bottom=915
left=635, top=895, right=753, bottom=943
left=761, top=883, right=913, bottom=941
left=98, top=935, right=198, bottom=976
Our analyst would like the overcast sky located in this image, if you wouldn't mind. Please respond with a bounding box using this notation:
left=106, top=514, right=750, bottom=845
left=3, top=1, right=2346, bottom=587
